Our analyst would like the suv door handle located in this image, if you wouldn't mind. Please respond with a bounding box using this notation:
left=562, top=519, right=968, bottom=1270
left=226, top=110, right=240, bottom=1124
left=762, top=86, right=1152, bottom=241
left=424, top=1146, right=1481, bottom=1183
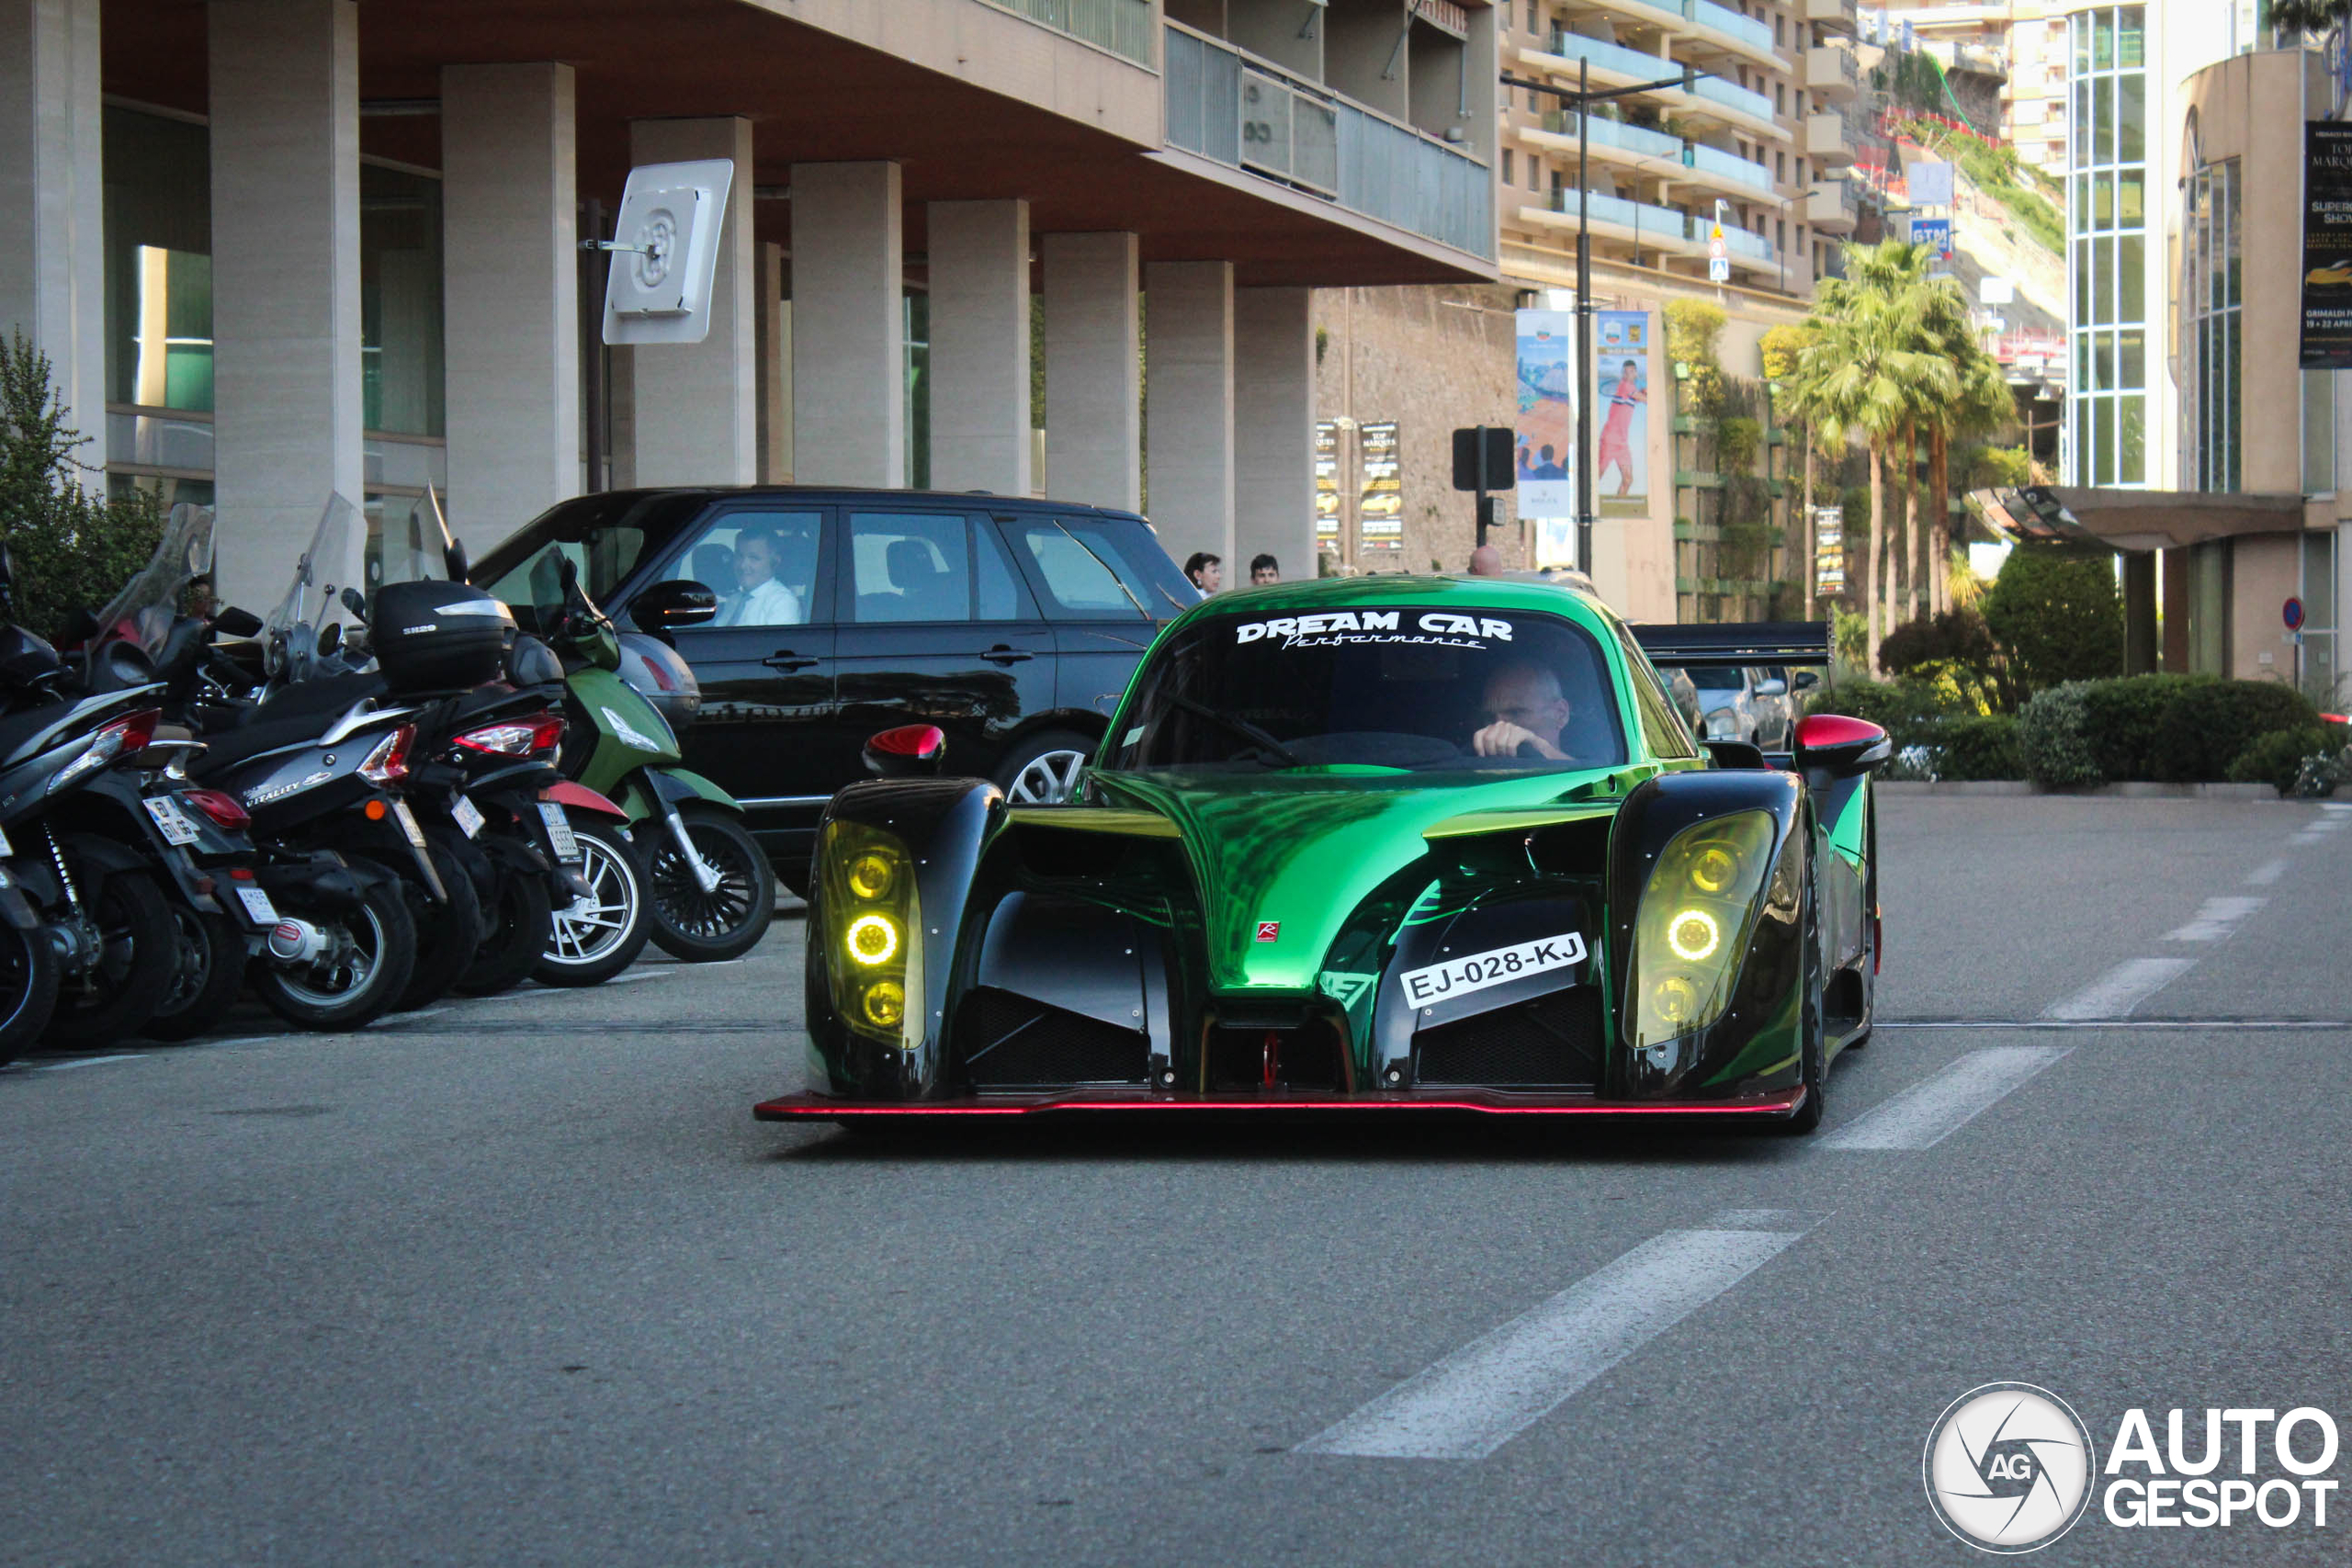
left=980, top=644, right=1034, bottom=665
left=763, top=650, right=820, bottom=671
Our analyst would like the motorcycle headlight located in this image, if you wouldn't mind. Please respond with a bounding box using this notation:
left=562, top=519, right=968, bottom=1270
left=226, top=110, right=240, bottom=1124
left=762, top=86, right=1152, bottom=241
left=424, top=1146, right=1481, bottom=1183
left=818, top=819, right=923, bottom=1050
left=1631, top=811, right=1775, bottom=1048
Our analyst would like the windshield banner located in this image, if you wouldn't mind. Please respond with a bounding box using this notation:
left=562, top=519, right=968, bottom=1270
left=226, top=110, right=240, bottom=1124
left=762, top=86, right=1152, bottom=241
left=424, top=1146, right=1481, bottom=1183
left=1232, top=610, right=1515, bottom=651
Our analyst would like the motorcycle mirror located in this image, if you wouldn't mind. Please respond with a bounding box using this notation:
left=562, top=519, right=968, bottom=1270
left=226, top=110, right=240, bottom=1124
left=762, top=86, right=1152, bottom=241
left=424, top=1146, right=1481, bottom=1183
left=213, top=605, right=264, bottom=637
left=341, top=586, right=369, bottom=622
left=445, top=538, right=469, bottom=583
left=863, top=724, right=946, bottom=778
left=317, top=621, right=343, bottom=657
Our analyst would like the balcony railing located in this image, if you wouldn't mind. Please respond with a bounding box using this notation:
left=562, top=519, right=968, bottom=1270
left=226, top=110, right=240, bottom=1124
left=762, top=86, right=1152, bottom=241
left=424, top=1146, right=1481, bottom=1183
left=1686, top=141, right=1775, bottom=196
left=1689, top=0, right=1773, bottom=52
left=1538, top=110, right=1683, bottom=162
left=1543, top=29, right=1777, bottom=124
left=1689, top=71, right=1776, bottom=124
left=1717, top=223, right=1777, bottom=265
left=1545, top=186, right=1697, bottom=243
left=1803, top=0, right=1859, bottom=35
left=1164, top=24, right=1494, bottom=259
left=982, top=0, right=1155, bottom=66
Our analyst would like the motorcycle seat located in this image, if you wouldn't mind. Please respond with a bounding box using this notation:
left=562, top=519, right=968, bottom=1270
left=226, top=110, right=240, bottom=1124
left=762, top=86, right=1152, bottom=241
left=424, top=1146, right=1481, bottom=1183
left=192, top=713, right=354, bottom=774
left=251, top=671, right=388, bottom=722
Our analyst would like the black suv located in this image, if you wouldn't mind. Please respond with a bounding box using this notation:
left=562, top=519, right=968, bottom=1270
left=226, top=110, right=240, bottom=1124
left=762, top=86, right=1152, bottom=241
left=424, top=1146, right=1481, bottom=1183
left=474, top=488, right=1196, bottom=893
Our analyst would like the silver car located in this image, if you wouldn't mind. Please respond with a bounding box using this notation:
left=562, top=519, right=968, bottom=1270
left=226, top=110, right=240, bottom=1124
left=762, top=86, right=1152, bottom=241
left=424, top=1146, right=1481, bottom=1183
left=1689, top=665, right=1805, bottom=750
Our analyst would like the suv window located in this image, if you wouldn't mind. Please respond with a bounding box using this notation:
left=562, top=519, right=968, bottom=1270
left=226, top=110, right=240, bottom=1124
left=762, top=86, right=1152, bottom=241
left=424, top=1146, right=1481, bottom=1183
left=476, top=491, right=706, bottom=634
left=678, top=509, right=823, bottom=627
left=1001, top=514, right=1192, bottom=619
left=845, top=512, right=1035, bottom=624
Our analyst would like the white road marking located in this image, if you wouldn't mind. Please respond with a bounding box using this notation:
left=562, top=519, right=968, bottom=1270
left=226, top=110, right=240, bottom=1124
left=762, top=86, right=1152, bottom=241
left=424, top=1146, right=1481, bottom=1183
left=1295, top=1224, right=1812, bottom=1461
left=2245, top=859, right=2287, bottom=886
left=376, top=1007, right=450, bottom=1025
left=599, top=968, right=670, bottom=985
left=2164, top=896, right=2267, bottom=942
left=1816, top=1046, right=2072, bottom=1151
left=2042, top=957, right=2194, bottom=1020
left=36, top=1055, right=146, bottom=1072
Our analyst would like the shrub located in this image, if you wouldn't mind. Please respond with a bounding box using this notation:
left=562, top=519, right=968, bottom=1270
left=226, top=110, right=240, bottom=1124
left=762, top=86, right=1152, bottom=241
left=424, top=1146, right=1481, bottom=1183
left=1934, top=715, right=2022, bottom=781
left=2015, top=682, right=2101, bottom=788
left=2155, top=680, right=2319, bottom=783
left=1979, top=543, right=2124, bottom=695
left=1808, top=676, right=1951, bottom=751
left=2076, top=673, right=2209, bottom=784
left=2226, top=726, right=2335, bottom=795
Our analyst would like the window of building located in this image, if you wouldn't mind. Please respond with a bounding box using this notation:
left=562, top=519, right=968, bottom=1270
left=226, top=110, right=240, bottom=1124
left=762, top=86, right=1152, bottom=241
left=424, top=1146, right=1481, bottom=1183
left=1777, top=219, right=1786, bottom=252
left=1776, top=13, right=1786, bottom=44
left=2064, top=6, right=2148, bottom=488
left=1527, top=1, right=1539, bottom=35
left=1503, top=148, right=1514, bottom=184
left=1776, top=83, right=1786, bottom=114
left=359, top=162, right=445, bottom=441
left=1529, top=158, right=1541, bottom=191
left=2180, top=156, right=2240, bottom=493
left=1776, top=150, right=1787, bottom=181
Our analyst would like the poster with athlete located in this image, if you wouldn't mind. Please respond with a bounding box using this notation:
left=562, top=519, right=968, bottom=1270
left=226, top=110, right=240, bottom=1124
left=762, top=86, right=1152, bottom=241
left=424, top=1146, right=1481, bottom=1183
left=1593, top=310, right=1649, bottom=507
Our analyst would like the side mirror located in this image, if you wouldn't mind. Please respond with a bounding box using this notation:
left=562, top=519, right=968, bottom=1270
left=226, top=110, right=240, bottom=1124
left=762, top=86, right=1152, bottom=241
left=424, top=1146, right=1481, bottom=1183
left=214, top=606, right=265, bottom=637
left=1793, top=670, right=1820, bottom=692
left=1702, top=739, right=1770, bottom=771
left=1754, top=676, right=1788, bottom=697
left=863, top=724, right=946, bottom=778
left=631, top=579, right=718, bottom=637
left=1792, top=713, right=1891, bottom=779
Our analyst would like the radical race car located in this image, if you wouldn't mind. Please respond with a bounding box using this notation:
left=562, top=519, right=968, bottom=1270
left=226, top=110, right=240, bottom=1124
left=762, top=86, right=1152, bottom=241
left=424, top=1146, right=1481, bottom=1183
left=755, top=577, right=1887, bottom=1133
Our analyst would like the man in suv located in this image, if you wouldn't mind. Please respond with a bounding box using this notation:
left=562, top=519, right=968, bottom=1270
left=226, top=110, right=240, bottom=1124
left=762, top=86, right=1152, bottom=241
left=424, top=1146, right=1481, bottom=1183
left=474, top=488, right=1198, bottom=894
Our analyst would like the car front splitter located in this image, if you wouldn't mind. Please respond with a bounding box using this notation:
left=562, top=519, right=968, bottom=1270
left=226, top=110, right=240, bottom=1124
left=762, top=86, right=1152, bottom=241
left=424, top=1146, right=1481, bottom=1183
left=754, top=1087, right=1807, bottom=1121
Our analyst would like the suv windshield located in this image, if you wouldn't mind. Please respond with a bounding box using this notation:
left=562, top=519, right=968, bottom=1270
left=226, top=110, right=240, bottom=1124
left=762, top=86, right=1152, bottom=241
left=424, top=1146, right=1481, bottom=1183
left=1103, top=605, right=1627, bottom=775
left=473, top=491, right=711, bottom=634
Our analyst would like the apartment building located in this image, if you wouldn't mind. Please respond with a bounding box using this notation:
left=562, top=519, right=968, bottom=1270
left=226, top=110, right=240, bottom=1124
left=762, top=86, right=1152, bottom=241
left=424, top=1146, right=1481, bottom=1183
left=0, top=0, right=1498, bottom=606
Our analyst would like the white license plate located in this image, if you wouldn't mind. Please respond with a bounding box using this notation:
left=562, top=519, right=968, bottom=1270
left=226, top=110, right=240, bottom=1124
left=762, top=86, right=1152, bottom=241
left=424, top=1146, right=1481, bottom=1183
left=1398, top=931, right=1587, bottom=1007
left=537, top=801, right=581, bottom=863
left=390, top=798, right=429, bottom=849
left=236, top=885, right=278, bottom=925
left=142, top=795, right=204, bottom=846
left=450, top=795, right=485, bottom=839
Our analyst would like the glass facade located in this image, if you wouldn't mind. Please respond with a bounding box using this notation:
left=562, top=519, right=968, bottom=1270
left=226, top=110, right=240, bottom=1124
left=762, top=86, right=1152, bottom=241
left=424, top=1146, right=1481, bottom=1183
left=2065, top=5, right=2147, bottom=488
left=2180, top=157, right=2240, bottom=492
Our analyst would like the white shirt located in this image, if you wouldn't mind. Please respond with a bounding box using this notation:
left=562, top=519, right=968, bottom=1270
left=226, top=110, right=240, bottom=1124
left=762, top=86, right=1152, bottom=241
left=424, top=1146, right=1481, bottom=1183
left=719, top=578, right=803, bottom=627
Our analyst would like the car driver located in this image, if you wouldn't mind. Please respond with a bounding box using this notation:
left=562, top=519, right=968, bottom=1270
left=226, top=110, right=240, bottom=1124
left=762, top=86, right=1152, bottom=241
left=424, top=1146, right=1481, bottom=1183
left=717, top=527, right=803, bottom=626
left=1472, top=660, right=1574, bottom=761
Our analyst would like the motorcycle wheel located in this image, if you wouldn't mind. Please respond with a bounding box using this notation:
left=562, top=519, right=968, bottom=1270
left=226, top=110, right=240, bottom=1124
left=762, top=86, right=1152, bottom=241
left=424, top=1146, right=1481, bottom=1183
left=531, top=821, right=650, bottom=987
left=45, top=865, right=176, bottom=1048
left=144, top=907, right=249, bottom=1043
left=454, top=856, right=553, bottom=997
left=646, top=806, right=775, bottom=962
left=249, top=876, right=415, bottom=1032
left=0, top=921, right=61, bottom=1066
left=390, top=839, right=485, bottom=1011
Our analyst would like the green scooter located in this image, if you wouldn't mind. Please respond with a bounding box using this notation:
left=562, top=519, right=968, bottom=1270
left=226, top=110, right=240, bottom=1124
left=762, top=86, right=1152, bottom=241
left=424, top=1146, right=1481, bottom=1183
left=538, top=557, right=775, bottom=962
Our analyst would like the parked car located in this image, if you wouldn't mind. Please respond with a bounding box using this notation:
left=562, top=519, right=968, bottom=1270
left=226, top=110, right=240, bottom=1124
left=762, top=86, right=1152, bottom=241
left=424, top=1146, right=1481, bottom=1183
left=1685, top=664, right=1801, bottom=750
left=472, top=488, right=1197, bottom=894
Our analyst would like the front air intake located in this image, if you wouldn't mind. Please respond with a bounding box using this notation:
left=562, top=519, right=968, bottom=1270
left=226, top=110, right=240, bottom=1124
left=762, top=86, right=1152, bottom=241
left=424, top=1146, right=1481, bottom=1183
left=959, top=987, right=1150, bottom=1088
left=1415, top=988, right=1604, bottom=1089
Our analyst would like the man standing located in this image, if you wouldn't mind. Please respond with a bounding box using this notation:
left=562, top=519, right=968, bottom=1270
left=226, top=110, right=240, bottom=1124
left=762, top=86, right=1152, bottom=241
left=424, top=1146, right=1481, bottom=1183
left=1249, top=554, right=1280, bottom=585
left=1183, top=552, right=1223, bottom=595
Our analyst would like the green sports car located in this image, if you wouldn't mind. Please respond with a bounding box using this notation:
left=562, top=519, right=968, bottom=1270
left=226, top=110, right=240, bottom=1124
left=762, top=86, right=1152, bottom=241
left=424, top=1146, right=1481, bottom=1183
left=755, top=576, right=1888, bottom=1132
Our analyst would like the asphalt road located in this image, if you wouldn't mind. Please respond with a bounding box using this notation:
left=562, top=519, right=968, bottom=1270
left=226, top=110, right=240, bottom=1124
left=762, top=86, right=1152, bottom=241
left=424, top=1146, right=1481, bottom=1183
left=5, top=795, right=2350, bottom=1566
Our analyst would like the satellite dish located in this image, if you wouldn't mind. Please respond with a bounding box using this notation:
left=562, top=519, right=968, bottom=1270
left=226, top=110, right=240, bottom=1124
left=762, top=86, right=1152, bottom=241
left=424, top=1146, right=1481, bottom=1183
left=596, top=158, right=735, bottom=347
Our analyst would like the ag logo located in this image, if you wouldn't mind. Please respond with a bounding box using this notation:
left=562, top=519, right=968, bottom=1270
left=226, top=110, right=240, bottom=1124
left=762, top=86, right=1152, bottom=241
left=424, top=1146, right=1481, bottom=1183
left=1924, top=1382, right=2096, bottom=1553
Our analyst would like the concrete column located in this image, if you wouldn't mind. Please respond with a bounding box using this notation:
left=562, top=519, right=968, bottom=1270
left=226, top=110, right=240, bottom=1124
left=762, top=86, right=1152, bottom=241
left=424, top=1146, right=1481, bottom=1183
left=440, top=62, right=578, bottom=538
left=791, top=162, right=903, bottom=487
left=1144, top=261, right=1235, bottom=569
left=1233, top=287, right=1314, bottom=583
left=1042, top=232, right=1140, bottom=512
left=755, top=241, right=790, bottom=481
left=926, top=199, right=1031, bottom=497
left=628, top=116, right=755, bottom=486
left=0, top=0, right=105, bottom=453
left=209, top=0, right=364, bottom=609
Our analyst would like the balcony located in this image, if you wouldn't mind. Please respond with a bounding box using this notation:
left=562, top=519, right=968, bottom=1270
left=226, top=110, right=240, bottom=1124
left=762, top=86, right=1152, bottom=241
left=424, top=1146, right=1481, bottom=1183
left=1527, top=113, right=1773, bottom=200
left=1716, top=222, right=1777, bottom=267
left=1163, top=24, right=1494, bottom=260
left=1528, top=186, right=1701, bottom=254
left=1534, top=29, right=1783, bottom=135
left=1687, top=72, right=1781, bottom=133
left=980, top=0, right=1155, bottom=65
left=1687, top=0, right=1776, bottom=60
left=1804, top=110, right=1854, bottom=166
left=1804, top=178, right=1858, bottom=233
left=1803, top=0, right=1859, bottom=37
left=1805, top=44, right=1859, bottom=102
left=1685, top=141, right=1777, bottom=197
left=1538, top=28, right=1680, bottom=90
left=1533, top=110, right=1684, bottom=164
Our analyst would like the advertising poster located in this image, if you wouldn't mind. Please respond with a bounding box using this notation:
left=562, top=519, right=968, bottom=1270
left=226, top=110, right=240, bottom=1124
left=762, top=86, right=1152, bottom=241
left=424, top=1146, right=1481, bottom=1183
left=1533, top=516, right=1579, bottom=570
left=1593, top=310, right=1650, bottom=509
left=1358, top=422, right=1401, bottom=554
left=1812, top=504, right=1847, bottom=595
left=1314, top=421, right=1340, bottom=544
left=1513, top=310, right=1577, bottom=517
left=2302, top=120, right=2352, bottom=368
left=1911, top=216, right=1953, bottom=262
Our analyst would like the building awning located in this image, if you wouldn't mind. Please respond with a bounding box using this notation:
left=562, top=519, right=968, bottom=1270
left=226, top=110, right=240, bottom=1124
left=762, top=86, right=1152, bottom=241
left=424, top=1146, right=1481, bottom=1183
left=1966, top=486, right=2307, bottom=554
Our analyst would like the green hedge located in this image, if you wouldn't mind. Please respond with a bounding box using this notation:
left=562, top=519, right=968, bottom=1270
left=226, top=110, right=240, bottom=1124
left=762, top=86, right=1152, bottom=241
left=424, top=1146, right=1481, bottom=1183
left=2225, top=727, right=2335, bottom=795
left=1807, top=680, right=2023, bottom=779
left=2013, top=676, right=2322, bottom=787
left=2016, top=682, right=2101, bottom=788
left=2158, top=681, right=2320, bottom=782
left=2077, top=673, right=2209, bottom=783
left=1934, top=715, right=2022, bottom=781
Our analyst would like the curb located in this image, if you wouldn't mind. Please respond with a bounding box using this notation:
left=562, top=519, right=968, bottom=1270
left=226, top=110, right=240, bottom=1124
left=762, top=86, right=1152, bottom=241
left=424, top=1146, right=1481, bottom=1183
left=1878, top=780, right=2290, bottom=800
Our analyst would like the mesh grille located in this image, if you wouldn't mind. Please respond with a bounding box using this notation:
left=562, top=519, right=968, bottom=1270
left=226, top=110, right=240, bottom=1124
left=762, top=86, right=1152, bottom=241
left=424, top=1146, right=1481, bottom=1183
left=960, top=987, right=1150, bottom=1087
left=1415, top=988, right=1603, bottom=1088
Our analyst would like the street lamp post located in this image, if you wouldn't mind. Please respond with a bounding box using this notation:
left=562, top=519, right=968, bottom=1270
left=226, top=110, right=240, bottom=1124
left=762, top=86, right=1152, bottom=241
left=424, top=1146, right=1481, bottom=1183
left=1502, top=59, right=1695, bottom=576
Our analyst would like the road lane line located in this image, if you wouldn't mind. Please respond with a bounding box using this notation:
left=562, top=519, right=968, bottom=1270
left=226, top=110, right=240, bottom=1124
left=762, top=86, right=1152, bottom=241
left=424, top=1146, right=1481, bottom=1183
left=2164, top=896, right=2267, bottom=942
left=1816, top=1046, right=2071, bottom=1151
left=1295, top=1224, right=1810, bottom=1461
left=2246, top=859, right=2287, bottom=886
left=35, top=1055, right=146, bottom=1072
left=2042, top=957, right=2193, bottom=1020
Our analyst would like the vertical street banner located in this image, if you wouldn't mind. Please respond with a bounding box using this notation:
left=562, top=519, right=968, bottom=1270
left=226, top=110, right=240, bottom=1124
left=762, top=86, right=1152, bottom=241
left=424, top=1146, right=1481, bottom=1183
left=2302, top=120, right=2352, bottom=368
left=1358, top=422, right=1402, bottom=556
left=1812, top=505, right=1847, bottom=595
left=1593, top=310, right=1650, bottom=508
left=1513, top=309, right=1576, bottom=517
left=1314, top=421, right=1341, bottom=553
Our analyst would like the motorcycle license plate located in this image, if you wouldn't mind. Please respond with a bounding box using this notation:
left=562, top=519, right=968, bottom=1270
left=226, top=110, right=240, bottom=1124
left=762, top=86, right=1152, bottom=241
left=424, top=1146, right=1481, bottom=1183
left=235, top=885, right=278, bottom=925
left=142, top=795, right=204, bottom=846
left=538, top=801, right=581, bottom=863
left=450, top=795, right=485, bottom=839
left=390, top=799, right=429, bottom=850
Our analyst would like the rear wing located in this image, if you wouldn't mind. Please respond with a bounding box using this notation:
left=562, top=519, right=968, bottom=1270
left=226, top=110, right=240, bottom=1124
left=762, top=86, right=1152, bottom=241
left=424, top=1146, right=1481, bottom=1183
left=1629, top=620, right=1833, bottom=669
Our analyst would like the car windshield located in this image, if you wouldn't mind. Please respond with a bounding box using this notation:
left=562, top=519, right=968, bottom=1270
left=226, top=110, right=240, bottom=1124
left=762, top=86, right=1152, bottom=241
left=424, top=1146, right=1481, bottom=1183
left=473, top=492, right=710, bottom=634
left=1689, top=667, right=1746, bottom=692
left=1103, top=605, right=1628, bottom=775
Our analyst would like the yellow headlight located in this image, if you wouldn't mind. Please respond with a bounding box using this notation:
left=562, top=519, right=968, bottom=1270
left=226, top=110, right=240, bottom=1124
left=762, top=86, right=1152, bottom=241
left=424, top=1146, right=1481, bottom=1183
left=845, top=912, right=899, bottom=966
left=1666, top=908, right=1721, bottom=962
left=1690, top=845, right=1738, bottom=894
left=861, top=979, right=905, bottom=1028
left=1651, top=974, right=1700, bottom=1026
left=846, top=851, right=895, bottom=901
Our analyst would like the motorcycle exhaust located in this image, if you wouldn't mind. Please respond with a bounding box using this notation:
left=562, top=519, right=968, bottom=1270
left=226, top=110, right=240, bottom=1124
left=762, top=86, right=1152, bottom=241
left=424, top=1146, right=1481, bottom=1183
left=266, top=919, right=329, bottom=965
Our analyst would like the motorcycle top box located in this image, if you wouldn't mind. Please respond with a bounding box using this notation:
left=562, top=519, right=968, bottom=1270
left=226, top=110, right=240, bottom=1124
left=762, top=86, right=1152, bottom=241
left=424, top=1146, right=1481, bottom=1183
left=368, top=581, right=509, bottom=694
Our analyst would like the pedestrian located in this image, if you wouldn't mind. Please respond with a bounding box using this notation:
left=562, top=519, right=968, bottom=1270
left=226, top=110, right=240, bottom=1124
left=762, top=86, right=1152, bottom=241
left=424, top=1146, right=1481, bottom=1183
left=1183, top=552, right=1223, bottom=594
left=1250, top=553, right=1280, bottom=585
left=1468, top=544, right=1503, bottom=576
